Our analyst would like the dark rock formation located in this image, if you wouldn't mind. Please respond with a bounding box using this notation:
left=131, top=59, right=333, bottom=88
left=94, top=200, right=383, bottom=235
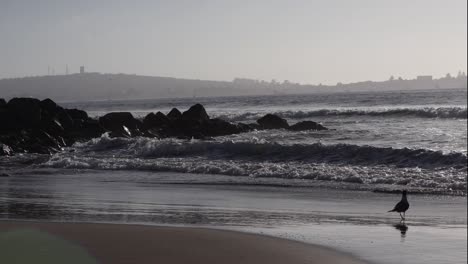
left=168, top=104, right=210, bottom=138
left=167, top=108, right=182, bottom=120
left=1, top=97, right=103, bottom=155
left=288, top=121, right=328, bottom=131
left=182, top=103, right=209, bottom=122
left=257, top=114, right=289, bottom=129
left=66, top=109, right=88, bottom=120
left=69, top=119, right=105, bottom=140
left=1, top=143, right=12, bottom=156
left=143, top=112, right=170, bottom=130
left=204, top=118, right=245, bottom=137
left=239, top=122, right=260, bottom=131
left=99, top=112, right=142, bottom=138
left=1, top=98, right=328, bottom=155
left=7, top=98, right=42, bottom=129
left=0, top=109, right=14, bottom=131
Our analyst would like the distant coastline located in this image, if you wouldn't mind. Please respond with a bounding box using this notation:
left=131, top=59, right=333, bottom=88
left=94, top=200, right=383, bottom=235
left=0, top=72, right=466, bottom=101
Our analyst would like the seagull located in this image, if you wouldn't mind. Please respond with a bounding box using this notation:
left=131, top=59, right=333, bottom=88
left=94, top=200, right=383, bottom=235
left=388, top=190, right=410, bottom=220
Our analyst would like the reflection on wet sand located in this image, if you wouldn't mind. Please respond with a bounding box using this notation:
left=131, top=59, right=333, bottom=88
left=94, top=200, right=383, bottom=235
left=393, top=222, right=409, bottom=242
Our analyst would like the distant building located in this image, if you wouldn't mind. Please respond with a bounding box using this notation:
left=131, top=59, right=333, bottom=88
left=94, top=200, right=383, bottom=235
left=80, top=66, right=85, bottom=74
left=416, top=75, right=432, bottom=81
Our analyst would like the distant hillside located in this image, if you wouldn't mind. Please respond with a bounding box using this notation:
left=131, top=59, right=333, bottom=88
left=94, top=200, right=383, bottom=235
left=0, top=73, right=242, bottom=101
left=0, top=72, right=466, bottom=102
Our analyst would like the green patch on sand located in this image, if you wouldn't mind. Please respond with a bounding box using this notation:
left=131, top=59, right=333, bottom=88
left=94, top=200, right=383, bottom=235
left=0, top=228, right=98, bottom=264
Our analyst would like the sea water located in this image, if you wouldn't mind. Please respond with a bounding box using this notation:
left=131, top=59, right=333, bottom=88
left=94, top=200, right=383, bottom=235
left=3, top=88, right=464, bottom=194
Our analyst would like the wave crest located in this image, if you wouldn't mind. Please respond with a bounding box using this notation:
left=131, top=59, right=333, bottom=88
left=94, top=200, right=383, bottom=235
left=72, top=135, right=467, bottom=169
left=215, top=107, right=467, bottom=121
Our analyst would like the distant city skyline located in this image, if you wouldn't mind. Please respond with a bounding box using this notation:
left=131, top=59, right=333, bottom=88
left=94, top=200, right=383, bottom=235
left=0, top=0, right=466, bottom=84
left=3, top=65, right=466, bottom=87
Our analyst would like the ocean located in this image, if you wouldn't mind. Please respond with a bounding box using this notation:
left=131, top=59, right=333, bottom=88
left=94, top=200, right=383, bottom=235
left=1, top=88, right=467, bottom=264
left=1, top=88, right=467, bottom=195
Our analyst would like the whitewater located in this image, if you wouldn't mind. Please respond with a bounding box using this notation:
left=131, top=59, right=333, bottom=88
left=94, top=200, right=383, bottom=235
left=1, top=88, right=467, bottom=195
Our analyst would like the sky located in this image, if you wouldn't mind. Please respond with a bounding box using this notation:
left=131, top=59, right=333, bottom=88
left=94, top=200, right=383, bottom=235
left=0, top=0, right=466, bottom=84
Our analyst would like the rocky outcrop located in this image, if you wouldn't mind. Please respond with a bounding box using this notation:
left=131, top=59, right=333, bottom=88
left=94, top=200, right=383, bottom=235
left=255, top=114, right=328, bottom=131
left=288, top=121, right=328, bottom=131
left=6, top=98, right=43, bottom=129
left=1, top=98, right=328, bottom=155
left=1, top=143, right=12, bottom=156
left=182, top=104, right=210, bottom=122
left=257, top=114, right=289, bottom=129
left=167, top=108, right=182, bottom=120
left=0, top=97, right=104, bottom=155
left=66, top=109, right=88, bottom=120
left=143, top=112, right=170, bottom=130
left=99, top=112, right=143, bottom=137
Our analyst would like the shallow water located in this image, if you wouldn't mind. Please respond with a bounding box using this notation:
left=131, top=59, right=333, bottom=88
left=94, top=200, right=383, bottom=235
left=0, top=171, right=466, bottom=264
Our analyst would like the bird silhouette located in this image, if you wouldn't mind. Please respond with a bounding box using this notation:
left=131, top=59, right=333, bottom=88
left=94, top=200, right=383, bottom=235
left=388, top=190, right=409, bottom=220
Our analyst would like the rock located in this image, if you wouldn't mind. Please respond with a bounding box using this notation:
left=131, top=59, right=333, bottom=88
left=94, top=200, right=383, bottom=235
left=204, top=118, right=242, bottom=137
left=69, top=119, right=105, bottom=140
left=0, top=108, right=14, bottom=131
left=182, top=104, right=209, bottom=122
left=171, top=118, right=204, bottom=138
left=40, top=98, right=60, bottom=115
left=21, top=130, right=63, bottom=154
left=40, top=118, right=65, bottom=136
left=56, top=109, right=74, bottom=130
left=3, top=98, right=328, bottom=154
left=167, top=108, right=182, bottom=120
left=257, top=114, right=289, bottom=129
left=7, top=98, right=42, bottom=128
left=81, top=119, right=105, bottom=138
left=0, top=143, right=13, bottom=156
left=143, top=112, right=170, bottom=130
left=99, top=112, right=142, bottom=137
left=66, top=109, right=88, bottom=120
left=288, top=121, right=328, bottom=131
left=142, top=128, right=160, bottom=138
left=35, top=99, right=73, bottom=130
left=166, top=104, right=211, bottom=138
left=99, top=112, right=140, bottom=130
left=243, top=123, right=262, bottom=130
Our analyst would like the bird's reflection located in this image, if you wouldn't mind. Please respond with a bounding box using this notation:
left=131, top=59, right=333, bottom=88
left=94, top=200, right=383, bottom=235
left=393, top=221, right=409, bottom=242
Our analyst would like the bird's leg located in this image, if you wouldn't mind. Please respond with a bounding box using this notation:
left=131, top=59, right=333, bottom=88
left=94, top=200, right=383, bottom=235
left=399, top=212, right=403, bottom=220
left=403, top=212, right=406, bottom=220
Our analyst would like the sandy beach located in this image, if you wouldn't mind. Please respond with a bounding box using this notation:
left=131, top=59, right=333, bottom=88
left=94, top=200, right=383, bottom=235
left=0, top=221, right=367, bottom=264
left=0, top=170, right=466, bottom=264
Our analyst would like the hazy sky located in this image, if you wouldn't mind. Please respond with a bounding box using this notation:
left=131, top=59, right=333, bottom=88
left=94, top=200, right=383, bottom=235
left=0, top=0, right=466, bottom=84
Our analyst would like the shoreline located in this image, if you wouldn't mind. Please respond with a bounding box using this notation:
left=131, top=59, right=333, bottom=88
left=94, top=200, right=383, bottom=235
left=1, top=174, right=466, bottom=264
left=1, top=168, right=465, bottom=197
left=0, top=220, right=368, bottom=264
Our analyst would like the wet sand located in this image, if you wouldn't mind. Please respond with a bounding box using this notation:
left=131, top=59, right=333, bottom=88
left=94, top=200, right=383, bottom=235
left=1, top=171, right=466, bottom=264
left=0, top=221, right=367, bottom=264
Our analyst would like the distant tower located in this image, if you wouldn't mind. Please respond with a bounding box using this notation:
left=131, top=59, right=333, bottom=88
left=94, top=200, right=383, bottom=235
left=80, top=66, right=85, bottom=74
left=66, top=64, right=69, bottom=75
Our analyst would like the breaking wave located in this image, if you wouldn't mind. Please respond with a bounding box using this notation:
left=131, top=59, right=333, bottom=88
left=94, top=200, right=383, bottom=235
left=64, top=135, right=467, bottom=169
left=215, top=107, right=467, bottom=121
left=36, top=135, right=467, bottom=193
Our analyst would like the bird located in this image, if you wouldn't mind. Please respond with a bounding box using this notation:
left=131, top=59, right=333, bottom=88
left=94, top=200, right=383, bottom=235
left=388, top=190, right=410, bottom=220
